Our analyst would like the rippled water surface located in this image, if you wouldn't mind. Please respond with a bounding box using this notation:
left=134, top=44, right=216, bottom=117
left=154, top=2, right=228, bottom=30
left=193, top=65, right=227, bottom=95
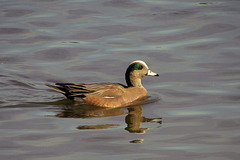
left=1, top=0, right=240, bottom=160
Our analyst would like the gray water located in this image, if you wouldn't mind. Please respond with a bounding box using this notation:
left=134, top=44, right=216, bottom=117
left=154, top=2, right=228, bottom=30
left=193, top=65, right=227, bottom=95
left=1, top=0, right=240, bottom=160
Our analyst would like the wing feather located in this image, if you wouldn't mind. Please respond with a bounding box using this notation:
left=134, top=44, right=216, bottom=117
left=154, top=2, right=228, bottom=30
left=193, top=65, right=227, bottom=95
left=47, top=83, right=126, bottom=99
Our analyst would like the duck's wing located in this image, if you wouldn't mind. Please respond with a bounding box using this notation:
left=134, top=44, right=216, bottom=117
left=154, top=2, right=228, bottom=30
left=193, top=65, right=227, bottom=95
left=47, top=83, right=126, bottom=99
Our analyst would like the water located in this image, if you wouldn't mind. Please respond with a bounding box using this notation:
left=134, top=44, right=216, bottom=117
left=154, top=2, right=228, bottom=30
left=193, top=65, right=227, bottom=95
left=1, top=0, right=240, bottom=160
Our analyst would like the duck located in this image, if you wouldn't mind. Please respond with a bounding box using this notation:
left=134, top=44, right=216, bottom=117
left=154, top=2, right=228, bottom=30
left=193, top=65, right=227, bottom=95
left=47, top=60, right=159, bottom=108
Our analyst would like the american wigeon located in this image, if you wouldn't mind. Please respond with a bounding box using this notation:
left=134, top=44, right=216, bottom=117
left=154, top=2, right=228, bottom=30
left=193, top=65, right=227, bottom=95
left=47, top=60, right=159, bottom=108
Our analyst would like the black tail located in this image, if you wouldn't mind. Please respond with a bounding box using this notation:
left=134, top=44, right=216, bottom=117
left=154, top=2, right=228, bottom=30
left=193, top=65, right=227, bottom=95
left=46, top=83, right=74, bottom=99
left=47, top=83, right=89, bottom=99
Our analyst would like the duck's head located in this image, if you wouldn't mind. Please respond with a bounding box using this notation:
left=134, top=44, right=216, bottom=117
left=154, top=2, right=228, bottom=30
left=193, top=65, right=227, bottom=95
left=125, top=60, right=159, bottom=87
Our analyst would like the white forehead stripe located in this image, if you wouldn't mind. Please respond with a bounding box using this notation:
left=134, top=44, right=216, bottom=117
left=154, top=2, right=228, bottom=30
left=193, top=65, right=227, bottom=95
left=130, top=60, right=149, bottom=69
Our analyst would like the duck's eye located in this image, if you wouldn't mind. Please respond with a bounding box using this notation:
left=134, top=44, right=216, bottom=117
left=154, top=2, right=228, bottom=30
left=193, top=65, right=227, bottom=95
left=138, top=65, right=143, bottom=70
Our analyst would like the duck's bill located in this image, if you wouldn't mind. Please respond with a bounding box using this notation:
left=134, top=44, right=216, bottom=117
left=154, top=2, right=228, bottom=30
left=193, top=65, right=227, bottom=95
left=147, top=70, right=159, bottom=76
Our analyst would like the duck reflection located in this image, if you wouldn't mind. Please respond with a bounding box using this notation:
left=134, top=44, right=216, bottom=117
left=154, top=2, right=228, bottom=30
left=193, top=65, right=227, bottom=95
left=125, top=105, right=162, bottom=134
left=53, top=100, right=162, bottom=133
left=56, top=102, right=127, bottom=119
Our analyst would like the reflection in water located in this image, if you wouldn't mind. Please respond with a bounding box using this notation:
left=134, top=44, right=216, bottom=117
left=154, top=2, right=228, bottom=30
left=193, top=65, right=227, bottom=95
left=125, top=105, right=162, bottom=134
left=77, top=124, right=120, bottom=130
left=56, top=102, right=127, bottom=119
left=129, top=139, right=144, bottom=144
left=54, top=100, right=162, bottom=133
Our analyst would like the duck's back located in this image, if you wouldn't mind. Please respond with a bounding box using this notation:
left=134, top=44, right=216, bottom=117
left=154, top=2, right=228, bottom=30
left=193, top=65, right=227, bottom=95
left=47, top=83, right=126, bottom=99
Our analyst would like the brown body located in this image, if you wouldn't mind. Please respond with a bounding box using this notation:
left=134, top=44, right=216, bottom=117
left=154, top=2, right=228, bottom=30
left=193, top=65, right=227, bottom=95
left=47, top=60, right=158, bottom=108
left=85, top=87, right=147, bottom=107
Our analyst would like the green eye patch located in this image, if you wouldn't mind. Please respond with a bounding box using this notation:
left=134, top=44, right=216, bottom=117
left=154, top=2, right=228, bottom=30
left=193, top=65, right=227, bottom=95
left=132, top=63, right=143, bottom=71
